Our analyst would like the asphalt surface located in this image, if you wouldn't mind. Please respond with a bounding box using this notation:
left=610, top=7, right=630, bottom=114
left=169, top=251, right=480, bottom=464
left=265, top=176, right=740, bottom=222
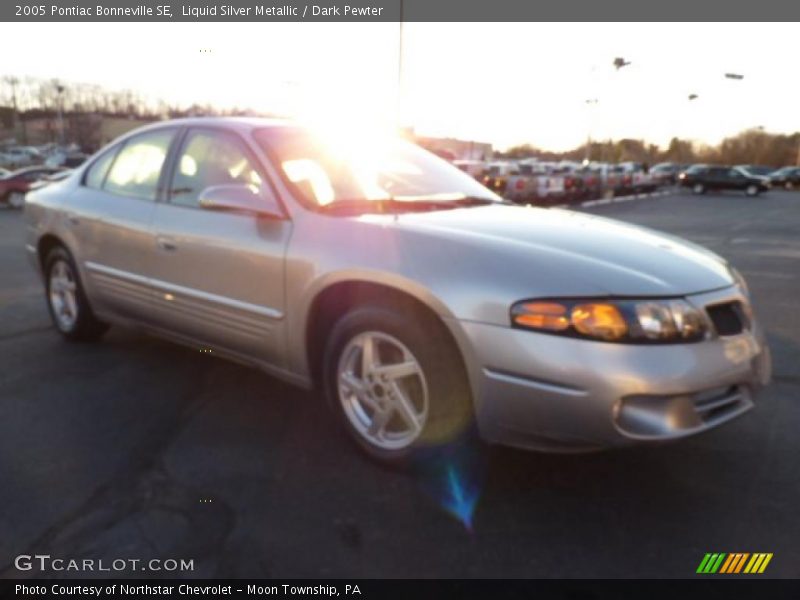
left=1, top=189, right=798, bottom=579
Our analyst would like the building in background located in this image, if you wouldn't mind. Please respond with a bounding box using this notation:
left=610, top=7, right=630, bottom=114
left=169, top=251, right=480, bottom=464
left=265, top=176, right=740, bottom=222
left=415, top=135, right=493, bottom=161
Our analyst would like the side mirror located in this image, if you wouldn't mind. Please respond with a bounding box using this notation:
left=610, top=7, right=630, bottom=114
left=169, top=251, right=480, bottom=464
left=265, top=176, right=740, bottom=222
left=198, top=184, right=283, bottom=219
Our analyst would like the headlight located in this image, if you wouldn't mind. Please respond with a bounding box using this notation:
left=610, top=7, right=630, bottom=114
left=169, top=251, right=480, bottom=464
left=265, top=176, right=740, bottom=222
left=511, top=298, right=708, bottom=344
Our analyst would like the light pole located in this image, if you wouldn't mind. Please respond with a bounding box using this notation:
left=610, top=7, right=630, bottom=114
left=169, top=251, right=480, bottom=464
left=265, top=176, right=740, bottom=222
left=723, top=71, right=745, bottom=154
left=56, top=83, right=66, bottom=146
left=680, top=93, right=699, bottom=164
left=610, top=57, right=630, bottom=161
left=584, top=98, right=598, bottom=163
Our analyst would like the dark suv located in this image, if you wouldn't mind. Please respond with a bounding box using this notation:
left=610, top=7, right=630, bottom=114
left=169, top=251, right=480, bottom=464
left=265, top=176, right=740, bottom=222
left=678, top=165, right=769, bottom=196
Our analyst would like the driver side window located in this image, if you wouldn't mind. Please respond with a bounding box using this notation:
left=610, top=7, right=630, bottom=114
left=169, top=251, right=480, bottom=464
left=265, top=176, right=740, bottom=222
left=168, top=129, right=263, bottom=208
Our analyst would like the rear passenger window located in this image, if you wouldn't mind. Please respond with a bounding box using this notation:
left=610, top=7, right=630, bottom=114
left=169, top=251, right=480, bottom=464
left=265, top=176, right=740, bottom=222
left=103, top=130, right=175, bottom=201
left=84, top=146, right=119, bottom=190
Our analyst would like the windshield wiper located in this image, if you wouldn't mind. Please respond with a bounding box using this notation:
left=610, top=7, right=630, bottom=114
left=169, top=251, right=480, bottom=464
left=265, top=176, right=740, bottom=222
left=319, top=195, right=501, bottom=215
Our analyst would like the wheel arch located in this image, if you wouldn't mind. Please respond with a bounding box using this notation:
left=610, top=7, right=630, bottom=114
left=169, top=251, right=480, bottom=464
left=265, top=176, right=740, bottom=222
left=37, top=233, right=68, bottom=272
left=302, top=277, right=476, bottom=398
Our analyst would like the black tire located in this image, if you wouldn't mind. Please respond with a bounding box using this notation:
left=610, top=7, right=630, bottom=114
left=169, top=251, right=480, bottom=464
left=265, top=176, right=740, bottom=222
left=745, top=184, right=760, bottom=197
left=44, top=246, right=109, bottom=342
left=7, top=190, right=26, bottom=209
left=692, top=183, right=706, bottom=195
left=323, top=303, right=475, bottom=467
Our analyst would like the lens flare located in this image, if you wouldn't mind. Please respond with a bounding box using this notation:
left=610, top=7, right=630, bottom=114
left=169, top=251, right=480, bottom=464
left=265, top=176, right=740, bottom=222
left=441, top=464, right=480, bottom=531
left=413, top=436, right=484, bottom=532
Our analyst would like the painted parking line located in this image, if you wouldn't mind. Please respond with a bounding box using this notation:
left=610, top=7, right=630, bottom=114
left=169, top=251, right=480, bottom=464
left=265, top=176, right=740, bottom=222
left=580, top=188, right=674, bottom=208
left=549, top=188, right=675, bottom=210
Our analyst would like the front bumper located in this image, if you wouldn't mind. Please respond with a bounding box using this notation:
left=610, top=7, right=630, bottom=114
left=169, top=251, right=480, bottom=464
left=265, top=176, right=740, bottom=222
left=458, top=287, right=771, bottom=452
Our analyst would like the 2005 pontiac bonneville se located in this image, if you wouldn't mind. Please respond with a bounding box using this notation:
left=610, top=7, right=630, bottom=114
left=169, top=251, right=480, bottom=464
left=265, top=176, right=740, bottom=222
left=24, top=118, right=772, bottom=465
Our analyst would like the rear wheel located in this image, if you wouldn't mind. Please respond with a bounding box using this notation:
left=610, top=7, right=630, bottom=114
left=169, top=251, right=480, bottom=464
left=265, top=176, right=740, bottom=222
left=786, top=182, right=794, bottom=191
left=692, top=183, right=706, bottom=195
left=7, top=191, right=25, bottom=209
left=45, top=246, right=109, bottom=342
left=745, top=184, right=760, bottom=197
left=323, top=304, right=475, bottom=467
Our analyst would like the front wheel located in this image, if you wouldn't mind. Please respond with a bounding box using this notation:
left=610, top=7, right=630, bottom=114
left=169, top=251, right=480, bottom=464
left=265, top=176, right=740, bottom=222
left=323, top=304, right=475, bottom=467
left=745, top=184, right=760, bottom=197
left=45, top=246, right=109, bottom=341
left=692, top=183, right=706, bottom=195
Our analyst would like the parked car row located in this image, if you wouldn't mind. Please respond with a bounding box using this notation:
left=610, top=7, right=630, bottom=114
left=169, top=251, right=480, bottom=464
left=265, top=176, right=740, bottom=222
left=454, top=159, right=660, bottom=205
left=0, top=166, right=70, bottom=208
left=0, top=142, right=88, bottom=170
left=454, top=157, right=800, bottom=203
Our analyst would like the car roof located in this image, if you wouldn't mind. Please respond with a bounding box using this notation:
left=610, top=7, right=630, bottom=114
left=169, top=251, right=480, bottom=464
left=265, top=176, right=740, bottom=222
left=133, top=116, right=294, bottom=135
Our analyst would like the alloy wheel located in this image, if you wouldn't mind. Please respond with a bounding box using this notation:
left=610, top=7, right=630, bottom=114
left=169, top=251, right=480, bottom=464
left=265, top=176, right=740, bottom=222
left=49, top=260, right=79, bottom=331
left=337, top=331, right=429, bottom=451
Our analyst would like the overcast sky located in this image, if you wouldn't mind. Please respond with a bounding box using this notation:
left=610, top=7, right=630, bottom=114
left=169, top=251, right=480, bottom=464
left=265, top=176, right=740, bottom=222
left=2, top=22, right=798, bottom=151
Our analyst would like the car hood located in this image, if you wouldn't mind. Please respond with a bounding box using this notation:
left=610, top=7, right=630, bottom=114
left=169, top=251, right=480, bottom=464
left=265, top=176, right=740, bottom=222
left=387, top=204, right=734, bottom=297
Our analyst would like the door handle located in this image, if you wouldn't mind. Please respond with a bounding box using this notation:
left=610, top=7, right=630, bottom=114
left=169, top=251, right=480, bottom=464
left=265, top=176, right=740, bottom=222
left=156, top=237, right=177, bottom=252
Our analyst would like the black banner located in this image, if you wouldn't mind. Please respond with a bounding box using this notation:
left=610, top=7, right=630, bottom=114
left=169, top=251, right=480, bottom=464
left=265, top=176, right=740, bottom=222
left=3, top=579, right=800, bottom=600
left=3, top=0, right=800, bottom=22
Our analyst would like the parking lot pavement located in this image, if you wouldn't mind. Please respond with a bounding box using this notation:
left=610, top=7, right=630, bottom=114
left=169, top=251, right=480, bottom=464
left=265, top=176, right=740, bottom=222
left=1, top=191, right=798, bottom=579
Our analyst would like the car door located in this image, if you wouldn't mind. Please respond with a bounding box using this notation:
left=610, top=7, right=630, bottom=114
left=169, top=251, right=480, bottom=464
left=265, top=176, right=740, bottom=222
left=65, top=128, right=178, bottom=322
left=726, top=168, right=747, bottom=190
left=148, top=126, right=292, bottom=367
left=703, top=167, right=722, bottom=190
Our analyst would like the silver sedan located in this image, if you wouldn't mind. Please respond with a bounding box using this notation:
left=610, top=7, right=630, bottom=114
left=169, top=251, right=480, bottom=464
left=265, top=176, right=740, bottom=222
left=24, top=118, right=771, bottom=465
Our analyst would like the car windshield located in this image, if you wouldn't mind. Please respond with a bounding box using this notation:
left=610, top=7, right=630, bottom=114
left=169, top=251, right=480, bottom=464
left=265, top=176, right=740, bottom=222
left=256, top=126, right=501, bottom=211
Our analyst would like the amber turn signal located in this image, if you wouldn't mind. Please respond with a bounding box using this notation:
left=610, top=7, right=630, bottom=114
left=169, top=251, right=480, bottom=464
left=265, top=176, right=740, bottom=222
left=511, top=302, right=570, bottom=331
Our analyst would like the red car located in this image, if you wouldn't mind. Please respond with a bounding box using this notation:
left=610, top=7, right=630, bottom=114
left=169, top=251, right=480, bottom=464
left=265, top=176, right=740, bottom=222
left=0, top=166, right=64, bottom=209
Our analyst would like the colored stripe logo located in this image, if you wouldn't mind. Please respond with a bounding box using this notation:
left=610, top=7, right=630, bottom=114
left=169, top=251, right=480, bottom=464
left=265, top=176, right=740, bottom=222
left=697, top=553, right=773, bottom=574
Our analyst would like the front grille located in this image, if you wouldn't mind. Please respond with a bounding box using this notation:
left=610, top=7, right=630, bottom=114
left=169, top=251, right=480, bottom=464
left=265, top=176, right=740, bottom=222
left=706, top=301, right=746, bottom=336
